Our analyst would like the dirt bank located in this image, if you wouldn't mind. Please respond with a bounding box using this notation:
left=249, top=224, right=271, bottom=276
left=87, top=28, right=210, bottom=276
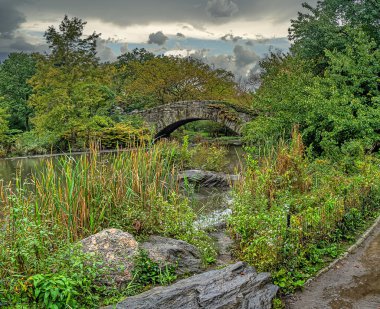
left=287, top=218, right=380, bottom=309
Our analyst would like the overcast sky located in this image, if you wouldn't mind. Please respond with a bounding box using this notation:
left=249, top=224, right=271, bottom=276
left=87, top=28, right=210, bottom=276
left=0, top=0, right=317, bottom=77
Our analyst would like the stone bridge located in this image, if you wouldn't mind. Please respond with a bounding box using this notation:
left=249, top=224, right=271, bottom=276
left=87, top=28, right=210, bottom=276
left=130, top=100, right=255, bottom=139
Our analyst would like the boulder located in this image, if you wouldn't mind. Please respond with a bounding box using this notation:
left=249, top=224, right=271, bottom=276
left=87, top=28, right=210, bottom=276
left=140, top=236, right=203, bottom=275
left=178, top=170, right=240, bottom=188
left=80, top=228, right=138, bottom=285
left=108, top=262, right=278, bottom=309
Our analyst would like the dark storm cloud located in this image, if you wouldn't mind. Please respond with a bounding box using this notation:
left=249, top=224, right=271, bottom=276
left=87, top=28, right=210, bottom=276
left=0, top=1, right=26, bottom=38
left=0, top=0, right=48, bottom=54
left=221, top=34, right=242, bottom=42
left=233, top=44, right=259, bottom=68
left=148, top=31, right=168, bottom=46
left=206, top=0, right=239, bottom=18
left=18, top=0, right=319, bottom=28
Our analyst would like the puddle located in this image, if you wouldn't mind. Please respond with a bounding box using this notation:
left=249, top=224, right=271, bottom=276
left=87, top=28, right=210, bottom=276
left=288, top=222, right=380, bottom=309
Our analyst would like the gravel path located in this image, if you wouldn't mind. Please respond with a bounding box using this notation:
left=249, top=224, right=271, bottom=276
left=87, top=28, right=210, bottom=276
left=286, top=219, right=380, bottom=309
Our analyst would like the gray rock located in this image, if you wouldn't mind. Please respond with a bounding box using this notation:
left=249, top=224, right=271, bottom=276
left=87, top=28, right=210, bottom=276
left=140, top=236, right=203, bottom=275
left=179, top=169, right=240, bottom=188
left=80, top=228, right=138, bottom=285
left=108, top=262, right=278, bottom=309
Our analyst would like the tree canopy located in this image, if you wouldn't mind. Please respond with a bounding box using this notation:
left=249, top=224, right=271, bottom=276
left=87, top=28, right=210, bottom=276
left=245, top=0, right=380, bottom=158
left=44, top=15, right=100, bottom=67
left=0, top=52, right=36, bottom=131
left=0, top=16, right=246, bottom=153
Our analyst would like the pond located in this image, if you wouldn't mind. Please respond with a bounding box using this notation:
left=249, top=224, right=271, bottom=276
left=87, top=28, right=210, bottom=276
left=0, top=146, right=245, bottom=219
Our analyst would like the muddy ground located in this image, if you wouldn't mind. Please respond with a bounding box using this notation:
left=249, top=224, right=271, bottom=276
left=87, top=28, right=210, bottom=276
left=287, top=219, right=380, bottom=309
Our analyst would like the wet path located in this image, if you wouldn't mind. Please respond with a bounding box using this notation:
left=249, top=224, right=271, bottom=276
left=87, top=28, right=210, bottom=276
left=287, top=218, right=380, bottom=309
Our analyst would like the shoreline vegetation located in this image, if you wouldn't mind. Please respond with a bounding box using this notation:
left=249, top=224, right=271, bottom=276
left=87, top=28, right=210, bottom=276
left=1, top=138, right=379, bottom=307
left=1, top=0, right=380, bottom=307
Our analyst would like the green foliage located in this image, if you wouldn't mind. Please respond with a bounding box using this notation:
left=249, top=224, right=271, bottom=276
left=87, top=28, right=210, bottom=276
left=118, top=55, right=248, bottom=108
left=0, top=52, right=36, bottom=131
left=179, top=120, right=237, bottom=140
left=132, top=250, right=177, bottom=286
left=303, top=29, right=380, bottom=157
left=12, top=130, right=58, bottom=155
left=0, top=107, right=9, bottom=148
left=98, top=122, right=151, bottom=149
left=26, top=16, right=122, bottom=151
left=246, top=28, right=380, bottom=158
left=0, top=142, right=216, bottom=305
left=167, top=137, right=230, bottom=172
left=289, top=0, right=380, bottom=73
left=29, top=59, right=117, bottom=148
left=229, top=130, right=380, bottom=293
left=245, top=53, right=314, bottom=147
left=28, top=274, right=78, bottom=308
left=44, top=15, right=100, bottom=67
left=0, top=243, right=137, bottom=307
left=188, top=143, right=229, bottom=172
left=272, top=297, right=285, bottom=309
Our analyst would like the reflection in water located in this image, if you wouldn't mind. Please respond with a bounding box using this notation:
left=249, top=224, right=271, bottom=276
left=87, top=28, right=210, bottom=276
left=0, top=156, right=50, bottom=184
left=0, top=146, right=244, bottom=219
left=0, top=146, right=245, bottom=185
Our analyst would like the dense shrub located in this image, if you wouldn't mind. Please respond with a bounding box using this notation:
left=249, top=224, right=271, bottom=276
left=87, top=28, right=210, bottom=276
left=229, top=129, right=380, bottom=293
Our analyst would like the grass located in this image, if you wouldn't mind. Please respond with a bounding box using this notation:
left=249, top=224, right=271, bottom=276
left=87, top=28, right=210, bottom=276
left=228, top=128, right=380, bottom=294
left=0, top=141, right=216, bottom=306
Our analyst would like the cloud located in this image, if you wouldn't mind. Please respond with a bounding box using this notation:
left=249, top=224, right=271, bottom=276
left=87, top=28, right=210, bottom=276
left=96, top=39, right=117, bottom=62
left=206, top=0, right=239, bottom=18
left=148, top=31, right=168, bottom=46
left=14, top=0, right=320, bottom=34
left=0, top=1, right=49, bottom=55
left=9, top=36, right=36, bottom=51
left=190, top=45, right=259, bottom=80
left=0, top=1, right=26, bottom=38
left=233, top=44, right=259, bottom=68
left=221, top=33, right=242, bottom=42
left=120, top=42, right=128, bottom=54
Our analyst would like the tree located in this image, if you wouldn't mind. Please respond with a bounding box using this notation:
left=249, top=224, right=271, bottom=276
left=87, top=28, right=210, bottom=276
left=28, top=16, right=119, bottom=148
left=44, top=15, right=100, bottom=67
left=119, top=56, right=246, bottom=110
left=0, top=52, right=36, bottom=131
left=303, top=29, right=380, bottom=156
left=29, top=61, right=116, bottom=147
left=246, top=28, right=380, bottom=158
left=117, top=48, right=155, bottom=66
left=289, top=0, right=380, bottom=73
left=244, top=53, right=314, bottom=146
left=0, top=107, right=9, bottom=142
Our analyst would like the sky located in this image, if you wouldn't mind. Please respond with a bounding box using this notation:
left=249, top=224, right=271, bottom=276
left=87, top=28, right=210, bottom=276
left=0, top=0, right=317, bottom=78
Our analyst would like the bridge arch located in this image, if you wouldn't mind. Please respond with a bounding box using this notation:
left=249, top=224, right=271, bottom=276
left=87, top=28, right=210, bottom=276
left=130, top=100, right=254, bottom=139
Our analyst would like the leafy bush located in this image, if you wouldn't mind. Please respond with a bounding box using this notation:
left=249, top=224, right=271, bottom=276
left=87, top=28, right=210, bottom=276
left=13, top=131, right=57, bottom=155
left=0, top=142, right=216, bottom=306
left=133, top=250, right=177, bottom=286
left=229, top=129, right=380, bottom=293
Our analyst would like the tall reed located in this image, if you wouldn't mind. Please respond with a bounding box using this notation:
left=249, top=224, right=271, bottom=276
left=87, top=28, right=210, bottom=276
left=229, top=128, right=380, bottom=278
left=0, top=142, right=200, bottom=279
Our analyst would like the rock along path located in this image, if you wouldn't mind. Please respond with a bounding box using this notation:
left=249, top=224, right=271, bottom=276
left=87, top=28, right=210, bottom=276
left=287, top=218, right=380, bottom=309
